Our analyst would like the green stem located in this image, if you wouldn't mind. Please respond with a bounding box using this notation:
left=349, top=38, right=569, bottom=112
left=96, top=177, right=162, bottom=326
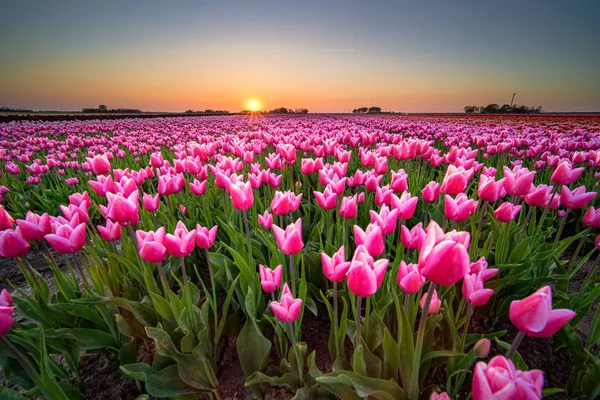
left=355, top=296, right=362, bottom=347
left=242, top=209, right=252, bottom=262
left=180, top=256, right=188, bottom=285
left=409, top=282, right=436, bottom=400
left=288, top=322, right=304, bottom=386
left=553, top=208, right=570, bottom=247
left=289, top=254, right=296, bottom=296
left=333, top=281, right=339, bottom=359
left=0, top=337, right=41, bottom=388
left=506, top=331, right=525, bottom=359
left=461, top=304, right=474, bottom=351
left=569, top=226, right=591, bottom=273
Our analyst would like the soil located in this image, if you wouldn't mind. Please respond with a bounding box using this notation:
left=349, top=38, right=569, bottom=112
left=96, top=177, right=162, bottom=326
left=1, top=245, right=597, bottom=399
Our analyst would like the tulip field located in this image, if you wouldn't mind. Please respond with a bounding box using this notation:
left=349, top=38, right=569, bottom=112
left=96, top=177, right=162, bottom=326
left=1, top=113, right=600, bottom=399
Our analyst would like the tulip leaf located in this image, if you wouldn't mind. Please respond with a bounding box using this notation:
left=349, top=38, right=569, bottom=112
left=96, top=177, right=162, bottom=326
left=245, top=371, right=301, bottom=392
left=236, top=319, right=272, bottom=395
left=0, top=387, right=29, bottom=400
left=317, top=370, right=406, bottom=400
left=120, top=363, right=201, bottom=397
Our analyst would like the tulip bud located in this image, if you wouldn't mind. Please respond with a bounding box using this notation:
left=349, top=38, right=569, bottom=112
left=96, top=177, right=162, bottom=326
left=474, top=338, right=491, bottom=358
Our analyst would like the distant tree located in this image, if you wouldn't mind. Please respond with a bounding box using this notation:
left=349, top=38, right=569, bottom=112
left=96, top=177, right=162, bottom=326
left=368, top=106, right=382, bottom=113
left=463, top=106, right=477, bottom=113
left=352, top=108, right=358, bottom=113
left=98, top=104, right=108, bottom=112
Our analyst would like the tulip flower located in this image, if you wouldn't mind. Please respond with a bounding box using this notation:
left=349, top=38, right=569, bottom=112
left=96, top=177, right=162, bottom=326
left=258, top=210, right=273, bottom=229
left=228, top=180, right=254, bottom=210
left=583, top=207, right=600, bottom=228
left=0, top=227, right=31, bottom=258
left=189, top=179, right=207, bottom=196
left=0, top=289, right=15, bottom=338
left=441, top=165, right=471, bottom=196
left=421, top=181, right=441, bottom=202
left=259, top=264, right=282, bottom=293
left=369, top=205, right=398, bottom=235
left=143, top=193, right=160, bottom=212
left=165, top=221, right=196, bottom=257
left=477, top=175, right=505, bottom=202
left=401, top=223, right=425, bottom=250
left=97, top=219, right=122, bottom=242
left=523, top=184, right=554, bottom=208
left=397, top=261, right=425, bottom=294
left=420, top=289, right=441, bottom=314
left=462, top=273, right=494, bottom=306
left=321, top=246, right=351, bottom=282
left=136, top=227, right=167, bottom=263
left=472, top=356, right=544, bottom=400
left=16, top=212, right=51, bottom=241
left=551, top=160, right=584, bottom=185
left=469, top=257, right=497, bottom=282
left=106, top=190, right=139, bottom=223
left=272, top=218, right=304, bottom=255
left=474, top=338, right=491, bottom=358
left=196, top=225, right=218, bottom=248
left=502, top=166, right=536, bottom=197
left=560, top=185, right=596, bottom=209
left=60, top=203, right=89, bottom=224
left=391, top=191, right=419, bottom=220
left=270, top=283, right=303, bottom=323
left=339, top=195, right=358, bottom=219
left=86, top=154, right=111, bottom=175
left=314, top=186, right=338, bottom=210
left=353, top=223, right=385, bottom=257
left=509, top=286, right=576, bottom=338
left=493, top=202, right=522, bottom=223
left=430, top=393, right=451, bottom=400
left=69, top=191, right=91, bottom=208
left=347, top=245, right=389, bottom=297
left=271, top=190, right=302, bottom=215
left=418, top=221, right=470, bottom=286
left=0, top=206, right=14, bottom=231
left=45, top=222, right=86, bottom=254
left=390, top=169, right=408, bottom=192
left=444, top=193, right=478, bottom=223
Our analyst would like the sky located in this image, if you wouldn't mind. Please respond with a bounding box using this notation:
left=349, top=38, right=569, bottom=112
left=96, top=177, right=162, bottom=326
left=1, top=0, right=599, bottom=113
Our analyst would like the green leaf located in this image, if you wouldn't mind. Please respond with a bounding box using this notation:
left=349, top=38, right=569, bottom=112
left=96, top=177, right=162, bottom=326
left=493, top=338, right=528, bottom=371
left=245, top=371, right=301, bottom=393
left=317, top=370, right=407, bottom=400
left=121, top=364, right=201, bottom=397
left=0, top=386, right=29, bottom=400
left=236, top=319, right=271, bottom=391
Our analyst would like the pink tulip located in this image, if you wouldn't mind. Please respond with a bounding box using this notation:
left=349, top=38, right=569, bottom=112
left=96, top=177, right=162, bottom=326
left=401, top=223, right=425, bottom=250
left=353, top=223, right=385, bottom=257
left=60, top=203, right=89, bottom=224
left=0, top=227, right=30, bottom=258
left=150, top=152, right=164, bottom=168
left=0, top=206, right=14, bottom=231
left=196, top=225, right=218, bottom=249
left=321, top=246, right=351, bottom=282
left=474, top=338, right=491, bottom=358
left=583, top=207, right=600, bottom=228
left=143, top=193, right=160, bottom=212
left=107, top=190, right=139, bottom=223
left=228, top=180, right=254, bottom=210
left=469, top=257, right=498, bottom=282
left=270, top=283, right=303, bottom=323
left=390, top=169, right=408, bottom=192
left=272, top=218, right=304, bottom=255
left=339, top=195, right=358, bottom=219
left=45, top=222, right=86, bottom=254
left=97, top=219, right=122, bottom=242
left=502, top=166, right=536, bottom=197
left=560, top=185, right=596, bottom=209
left=418, top=221, right=470, bottom=286
left=523, top=184, right=554, bottom=208
left=509, top=286, right=576, bottom=337
left=271, top=190, right=303, bottom=215
left=397, top=261, right=425, bottom=294
left=430, top=392, right=451, bottom=400
left=369, top=205, right=398, bottom=235
left=69, top=191, right=91, bottom=208
left=472, top=356, right=544, bottom=400
left=441, top=165, right=471, bottom=195
left=347, top=245, right=389, bottom=297
left=493, top=202, right=522, bottom=223
left=259, top=264, right=283, bottom=293
left=314, top=186, right=338, bottom=210
left=86, top=155, right=111, bottom=175
left=136, top=227, right=167, bottom=263
left=420, top=289, right=441, bottom=314
left=165, top=221, right=196, bottom=257
left=421, top=181, right=441, bottom=202
left=258, top=210, right=273, bottom=229
left=391, top=191, right=419, bottom=220
left=478, top=175, right=505, bottom=202
left=16, top=212, right=51, bottom=241
left=189, top=179, right=207, bottom=196
left=551, top=160, right=584, bottom=185
left=0, top=289, right=15, bottom=338
left=444, top=193, right=478, bottom=222
left=462, top=273, right=494, bottom=306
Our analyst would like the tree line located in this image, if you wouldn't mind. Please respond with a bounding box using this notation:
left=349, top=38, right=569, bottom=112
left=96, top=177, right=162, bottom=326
left=82, top=105, right=142, bottom=113
left=241, top=107, right=309, bottom=114
left=352, top=106, right=382, bottom=114
left=464, top=104, right=543, bottom=114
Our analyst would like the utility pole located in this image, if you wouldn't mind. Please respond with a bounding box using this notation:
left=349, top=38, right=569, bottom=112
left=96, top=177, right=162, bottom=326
left=510, top=91, right=517, bottom=107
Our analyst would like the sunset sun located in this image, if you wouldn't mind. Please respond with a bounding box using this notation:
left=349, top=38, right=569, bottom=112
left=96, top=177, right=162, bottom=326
left=246, top=98, right=261, bottom=111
